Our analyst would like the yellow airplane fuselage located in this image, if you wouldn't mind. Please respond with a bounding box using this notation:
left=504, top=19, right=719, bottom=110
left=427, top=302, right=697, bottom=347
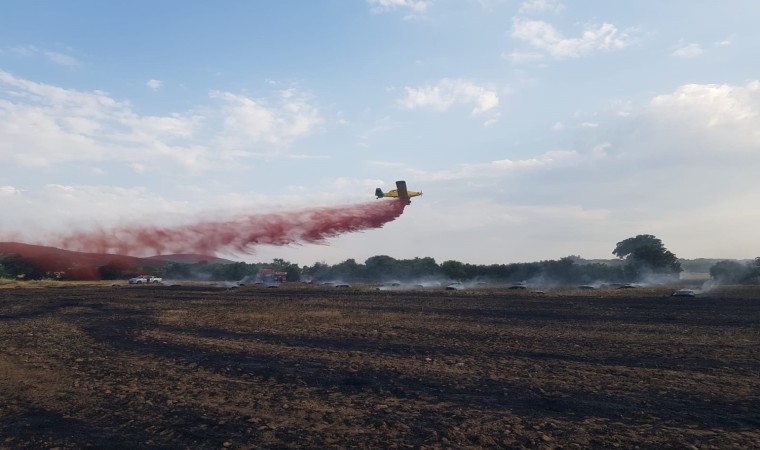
left=381, top=190, right=421, bottom=198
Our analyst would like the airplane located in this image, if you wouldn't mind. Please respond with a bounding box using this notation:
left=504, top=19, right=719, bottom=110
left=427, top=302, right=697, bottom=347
left=375, top=180, right=422, bottom=205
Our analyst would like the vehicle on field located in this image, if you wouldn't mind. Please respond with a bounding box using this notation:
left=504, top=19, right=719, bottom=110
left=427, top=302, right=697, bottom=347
left=128, top=275, right=163, bottom=284
left=255, top=268, right=287, bottom=284
left=671, top=289, right=697, bottom=297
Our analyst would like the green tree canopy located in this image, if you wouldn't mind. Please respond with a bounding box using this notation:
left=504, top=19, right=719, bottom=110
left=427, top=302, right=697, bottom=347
left=709, top=260, right=751, bottom=284
left=440, top=260, right=467, bottom=280
left=331, top=258, right=363, bottom=280
left=0, top=254, right=46, bottom=279
left=365, top=255, right=400, bottom=279
left=613, top=234, right=682, bottom=279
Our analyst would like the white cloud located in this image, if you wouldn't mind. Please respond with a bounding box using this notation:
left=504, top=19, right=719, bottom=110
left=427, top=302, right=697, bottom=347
left=511, top=19, right=631, bottom=59
left=646, top=81, right=760, bottom=153
left=398, top=78, right=500, bottom=118
left=0, top=71, right=324, bottom=172
left=210, top=89, right=324, bottom=149
left=404, top=81, right=760, bottom=244
left=367, top=0, right=430, bottom=14
left=418, top=149, right=577, bottom=182
left=9, top=46, right=34, bottom=56
left=0, top=185, right=22, bottom=196
left=0, top=70, right=206, bottom=170
left=10, top=45, right=80, bottom=67
left=518, top=0, right=564, bottom=14
left=0, top=184, right=203, bottom=239
left=146, top=79, right=163, bottom=90
left=651, top=81, right=760, bottom=127
left=671, top=43, right=704, bottom=58
left=529, top=81, right=760, bottom=222
left=43, top=51, right=80, bottom=67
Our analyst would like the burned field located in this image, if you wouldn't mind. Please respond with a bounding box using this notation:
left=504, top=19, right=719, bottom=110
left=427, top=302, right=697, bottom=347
left=1, top=284, right=758, bottom=449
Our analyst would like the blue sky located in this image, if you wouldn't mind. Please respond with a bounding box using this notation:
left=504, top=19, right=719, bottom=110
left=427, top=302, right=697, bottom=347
left=1, top=0, right=759, bottom=265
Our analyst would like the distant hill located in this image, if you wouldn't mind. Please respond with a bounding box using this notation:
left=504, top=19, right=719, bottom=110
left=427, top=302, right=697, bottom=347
left=0, top=242, right=236, bottom=280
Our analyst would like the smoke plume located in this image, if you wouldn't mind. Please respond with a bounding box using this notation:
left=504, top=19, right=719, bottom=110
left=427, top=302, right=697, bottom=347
left=56, top=200, right=407, bottom=257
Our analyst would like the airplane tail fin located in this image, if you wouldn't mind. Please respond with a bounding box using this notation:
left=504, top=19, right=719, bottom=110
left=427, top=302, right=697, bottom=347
left=375, top=188, right=384, bottom=198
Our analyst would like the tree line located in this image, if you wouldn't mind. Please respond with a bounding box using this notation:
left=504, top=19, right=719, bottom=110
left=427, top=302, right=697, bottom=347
left=1, top=234, right=759, bottom=284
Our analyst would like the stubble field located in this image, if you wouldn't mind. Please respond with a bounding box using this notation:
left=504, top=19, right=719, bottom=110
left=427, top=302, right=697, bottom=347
left=0, top=283, right=758, bottom=449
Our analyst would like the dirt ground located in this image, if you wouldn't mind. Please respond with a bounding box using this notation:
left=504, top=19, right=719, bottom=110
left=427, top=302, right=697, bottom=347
left=0, top=283, right=758, bottom=449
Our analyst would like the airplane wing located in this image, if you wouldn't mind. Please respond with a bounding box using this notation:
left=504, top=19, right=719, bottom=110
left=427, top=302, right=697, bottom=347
left=395, top=180, right=409, bottom=198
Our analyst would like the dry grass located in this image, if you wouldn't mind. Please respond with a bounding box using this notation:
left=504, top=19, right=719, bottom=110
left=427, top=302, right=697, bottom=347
left=0, top=355, right=70, bottom=398
left=229, top=311, right=278, bottom=322
left=1, top=284, right=759, bottom=449
left=0, top=279, right=115, bottom=289
left=302, top=310, right=343, bottom=319
left=0, top=356, right=27, bottom=382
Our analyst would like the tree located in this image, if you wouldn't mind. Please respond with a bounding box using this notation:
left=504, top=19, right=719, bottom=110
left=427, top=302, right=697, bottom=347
left=577, top=262, right=625, bottom=284
left=331, top=258, right=362, bottom=281
left=440, top=260, right=467, bottom=280
left=440, top=260, right=481, bottom=280
left=709, top=260, right=751, bottom=284
left=398, top=257, right=438, bottom=279
left=303, top=262, right=331, bottom=281
left=365, top=255, right=399, bottom=279
left=282, top=263, right=302, bottom=282
left=0, top=254, right=46, bottom=279
left=223, top=262, right=253, bottom=280
left=745, top=257, right=760, bottom=284
left=163, top=262, right=193, bottom=280
left=542, top=256, right=578, bottom=283
left=613, top=234, right=682, bottom=280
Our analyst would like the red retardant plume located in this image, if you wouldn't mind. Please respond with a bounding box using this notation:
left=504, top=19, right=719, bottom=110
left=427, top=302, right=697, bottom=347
left=58, top=200, right=407, bottom=257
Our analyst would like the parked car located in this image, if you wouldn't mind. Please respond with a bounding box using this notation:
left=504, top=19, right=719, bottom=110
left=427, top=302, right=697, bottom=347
left=128, top=275, right=162, bottom=284
left=671, top=289, right=697, bottom=297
